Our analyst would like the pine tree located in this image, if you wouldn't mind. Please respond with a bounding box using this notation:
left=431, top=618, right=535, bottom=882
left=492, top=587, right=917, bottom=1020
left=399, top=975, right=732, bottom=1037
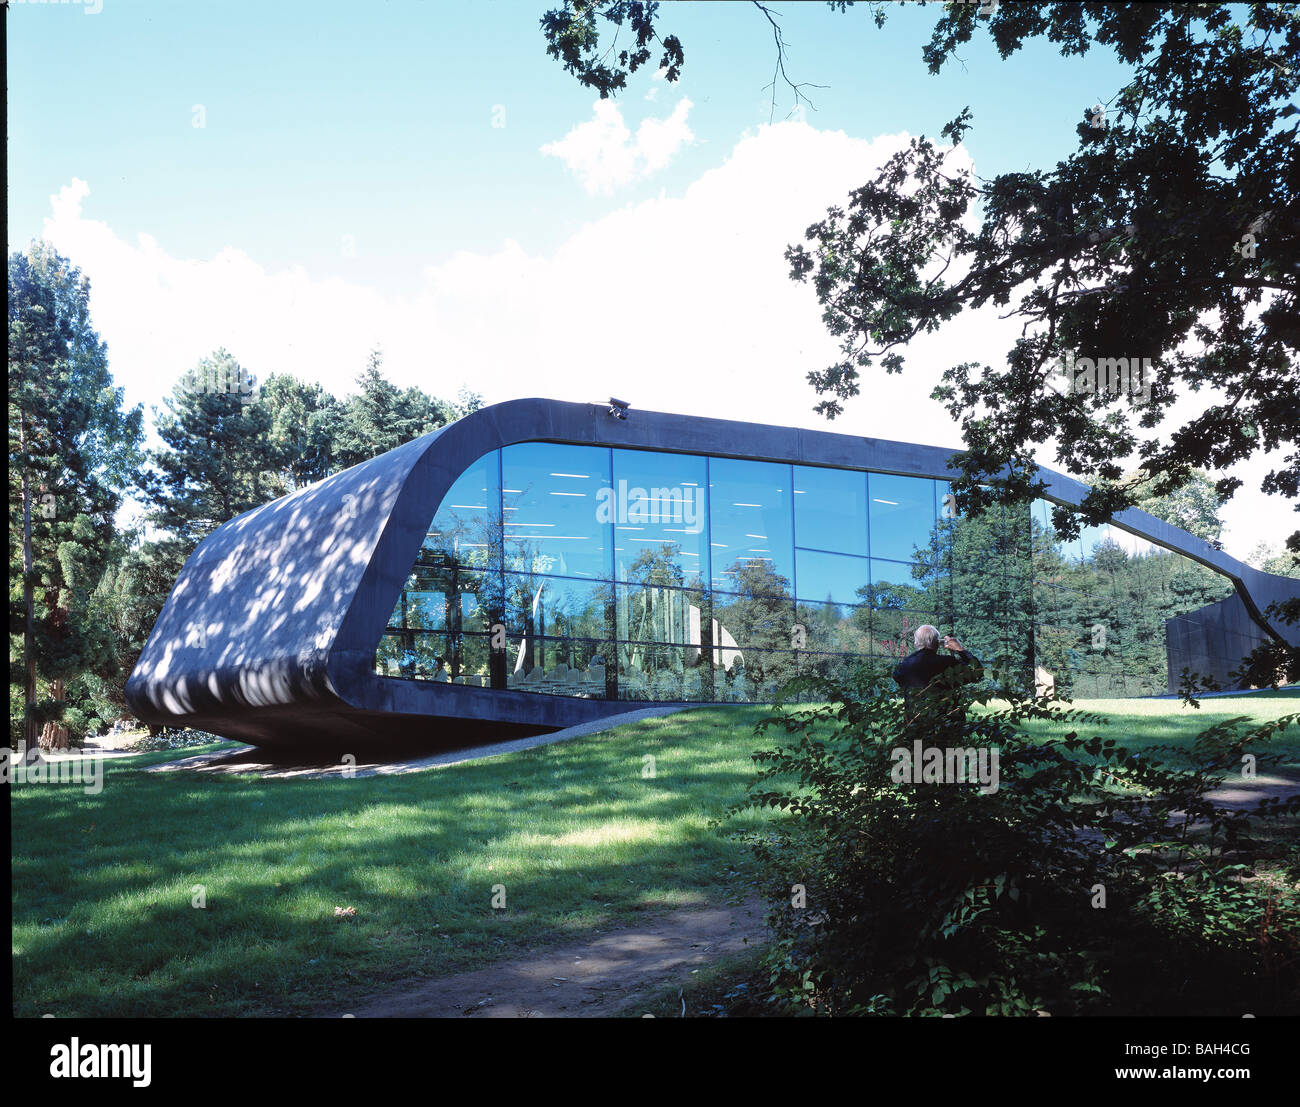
left=259, top=372, right=342, bottom=490
left=333, top=348, right=452, bottom=471
left=8, top=242, right=144, bottom=746
left=147, top=350, right=278, bottom=547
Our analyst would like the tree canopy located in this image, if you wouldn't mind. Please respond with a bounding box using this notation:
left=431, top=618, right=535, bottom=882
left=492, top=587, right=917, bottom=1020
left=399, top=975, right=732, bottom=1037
left=8, top=243, right=144, bottom=741
left=541, top=2, right=1299, bottom=563
left=8, top=255, right=479, bottom=742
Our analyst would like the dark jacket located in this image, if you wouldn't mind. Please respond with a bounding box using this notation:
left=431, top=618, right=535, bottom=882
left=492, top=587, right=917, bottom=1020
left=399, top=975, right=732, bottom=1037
left=893, top=648, right=982, bottom=722
left=892, top=646, right=978, bottom=692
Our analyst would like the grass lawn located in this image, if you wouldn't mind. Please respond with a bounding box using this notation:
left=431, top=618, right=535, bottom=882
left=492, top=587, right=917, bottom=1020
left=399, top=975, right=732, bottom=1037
left=11, top=689, right=1297, bottom=1017
left=1014, top=689, right=1300, bottom=771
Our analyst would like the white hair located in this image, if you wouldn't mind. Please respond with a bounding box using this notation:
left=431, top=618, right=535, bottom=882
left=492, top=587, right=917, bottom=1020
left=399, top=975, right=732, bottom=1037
left=914, top=624, right=941, bottom=650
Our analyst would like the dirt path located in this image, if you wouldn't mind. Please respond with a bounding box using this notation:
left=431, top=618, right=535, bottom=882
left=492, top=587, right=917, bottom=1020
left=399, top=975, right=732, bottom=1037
left=1203, top=771, right=1300, bottom=811
left=331, top=899, right=767, bottom=1018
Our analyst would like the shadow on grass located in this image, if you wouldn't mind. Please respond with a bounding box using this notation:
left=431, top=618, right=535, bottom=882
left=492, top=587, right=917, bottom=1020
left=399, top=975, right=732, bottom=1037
left=12, top=707, right=777, bottom=1017
left=15, top=695, right=1296, bottom=1017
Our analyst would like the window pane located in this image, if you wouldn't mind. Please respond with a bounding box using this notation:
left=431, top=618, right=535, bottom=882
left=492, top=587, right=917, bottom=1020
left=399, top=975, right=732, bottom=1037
left=389, top=566, right=500, bottom=634
left=946, top=502, right=1027, bottom=620
left=1079, top=521, right=1112, bottom=561
left=421, top=449, right=501, bottom=570
left=374, top=630, right=491, bottom=683
left=617, top=643, right=711, bottom=703
left=796, top=599, right=872, bottom=654
left=937, top=481, right=958, bottom=524
left=507, top=637, right=613, bottom=697
left=504, top=572, right=612, bottom=640
left=713, top=590, right=796, bottom=655
left=709, top=458, right=794, bottom=594
left=957, top=615, right=1027, bottom=678
left=795, top=548, right=870, bottom=606
left=797, top=651, right=869, bottom=690
left=793, top=465, right=867, bottom=556
left=712, top=650, right=800, bottom=702
left=868, top=559, right=929, bottom=609
left=452, top=633, right=496, bottom=685
left=868, top=473, right=936, bottom=562
left=616, top=582, right=706, bottom=652
left=611, top=449, right=709, bottom=588
left=502, top=443, right=611, bottom=579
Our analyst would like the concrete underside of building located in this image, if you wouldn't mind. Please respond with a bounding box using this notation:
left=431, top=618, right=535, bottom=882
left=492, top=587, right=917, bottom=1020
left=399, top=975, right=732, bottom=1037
left=125, top=398, right=1299, bottom=749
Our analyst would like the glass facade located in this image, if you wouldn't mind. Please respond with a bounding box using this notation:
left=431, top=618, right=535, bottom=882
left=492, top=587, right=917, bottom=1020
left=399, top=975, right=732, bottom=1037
left=374, top=443, right=1240, bottom=702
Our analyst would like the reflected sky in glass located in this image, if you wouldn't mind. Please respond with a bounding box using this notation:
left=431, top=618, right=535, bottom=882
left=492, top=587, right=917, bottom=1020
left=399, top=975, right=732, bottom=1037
left=795, top=548, right=870, bottom=605
left=426, top=449, right=500, bottom=568
left=611, top=448, right=708, bottom=586
left=868, top=473, right=937, bottom=561
left=793, top=465, right=867, bottom=556
left=504, top=570, right=610, bottom=638
left=709, top=457, right=794, bottom=593
left=503, top=442, right=611, bottom=579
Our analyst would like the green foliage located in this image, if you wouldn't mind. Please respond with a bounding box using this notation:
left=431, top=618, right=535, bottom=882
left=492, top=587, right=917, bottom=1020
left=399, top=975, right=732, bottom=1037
left=539, top=4, right=1299, bottom=553
left=540, top=1, right=683, bottom=99
left=146, top=349, right=279, bottom=546
left=10, top=235, right=480, bottom=738
left=1126, top=468, right=1227, bottom=546
left=1250, top=541, right=1300, bottom=579
left=730, top=664, right=1299, bottom=1015
left=787, top=3, right=1299, bottom=549
left=451, top=385, right=485, bottom=419
left=88, top=539, right=192, bottom=721
left=714, top=559, right=801, bottom=692
left=331, top=347, right=453, bottom=471
left=8, top=241, right=145, bottom=736
left=260, top=372, right=343, bottom=490
left=1038, top=535, right=1233, bottom=697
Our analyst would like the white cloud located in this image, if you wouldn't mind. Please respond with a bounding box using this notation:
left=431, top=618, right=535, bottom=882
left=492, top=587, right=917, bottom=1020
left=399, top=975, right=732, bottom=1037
left=38, top=121, right=1295, bottom=562
left=643, top=66, right=672, bottom=102
left=42, top=178, right=391, bottom=415
left=540, top=98, right=694, bottom=194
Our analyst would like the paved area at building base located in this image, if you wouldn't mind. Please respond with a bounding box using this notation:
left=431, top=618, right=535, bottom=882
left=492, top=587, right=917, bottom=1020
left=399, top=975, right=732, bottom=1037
left=142, top=704, right=693, bottom=778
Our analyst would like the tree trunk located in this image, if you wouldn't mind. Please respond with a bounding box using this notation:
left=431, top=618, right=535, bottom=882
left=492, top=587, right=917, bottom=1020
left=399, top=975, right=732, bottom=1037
left=21, top=409, right=38, bottom=748
left=37, top=679, right=69, bottom=751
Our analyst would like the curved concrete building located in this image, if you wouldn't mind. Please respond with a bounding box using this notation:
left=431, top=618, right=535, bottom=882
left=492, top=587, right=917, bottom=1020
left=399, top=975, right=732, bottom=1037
left=125, top=398, right=1299, bottom=747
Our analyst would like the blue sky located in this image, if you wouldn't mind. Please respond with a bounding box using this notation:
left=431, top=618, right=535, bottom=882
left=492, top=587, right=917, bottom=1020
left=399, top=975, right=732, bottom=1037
left=11, top=0, right=1128, bottom=287
left=8, top=0, right=1289, bottom=558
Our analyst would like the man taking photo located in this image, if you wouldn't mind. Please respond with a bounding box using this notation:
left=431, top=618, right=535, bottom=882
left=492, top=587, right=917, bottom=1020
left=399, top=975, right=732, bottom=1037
left=893, top=625, right=982, bottom=721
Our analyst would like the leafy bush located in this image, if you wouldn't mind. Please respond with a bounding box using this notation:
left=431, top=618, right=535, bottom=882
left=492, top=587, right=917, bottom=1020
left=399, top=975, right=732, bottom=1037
left=729, top=662, right=1299, bottom=1016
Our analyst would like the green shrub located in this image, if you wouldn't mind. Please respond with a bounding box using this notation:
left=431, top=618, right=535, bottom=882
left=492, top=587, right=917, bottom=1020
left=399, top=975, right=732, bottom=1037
left=729, top=663, right=1299, bottom=1016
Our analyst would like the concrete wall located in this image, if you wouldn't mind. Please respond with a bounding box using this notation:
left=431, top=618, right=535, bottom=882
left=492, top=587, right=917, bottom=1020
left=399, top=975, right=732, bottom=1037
left=1165, top=590, right=1290, bottom=694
